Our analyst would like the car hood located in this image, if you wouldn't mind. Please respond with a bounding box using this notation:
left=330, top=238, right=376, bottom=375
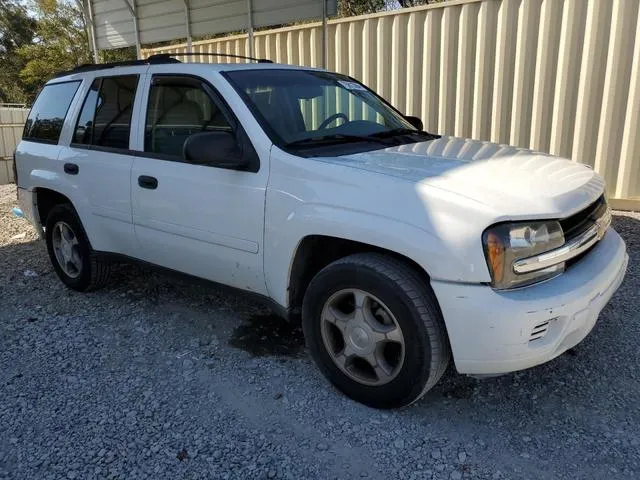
left=326, top=136, right=604, bottom=219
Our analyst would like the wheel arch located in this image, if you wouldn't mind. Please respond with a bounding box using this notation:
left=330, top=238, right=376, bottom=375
left=34, top=187, right=75, bottom=229
left=286, top=235, right=433, bottom=323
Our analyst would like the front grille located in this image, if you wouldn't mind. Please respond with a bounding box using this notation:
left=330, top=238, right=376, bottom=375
left=560, top=194, right=607, bottom=241
left=559, top=194, right=609, bottom=269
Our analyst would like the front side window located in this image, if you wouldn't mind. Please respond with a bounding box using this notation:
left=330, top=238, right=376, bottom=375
left=144, top=76, right=232, bottom=158
left=73, top=75, right=138, bottom=149
left=224, top=69, right=429, bottom=153
left=23, top=81, right=81, bottom=143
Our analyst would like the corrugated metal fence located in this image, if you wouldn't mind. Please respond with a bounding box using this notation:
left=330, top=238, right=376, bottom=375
left=144, top=0, right=640, bottom=209
left=0, top=106, right=28, bottom=185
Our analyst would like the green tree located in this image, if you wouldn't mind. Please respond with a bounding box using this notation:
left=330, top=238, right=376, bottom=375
left=102, top=46, right=137, bottom=63
left=0, top=0, right=36, bottom=102
left=396, top=0, right=444, bottom=7
left=17, top=0, right=91, bottom=99
left=15, top=0, right=135, bottom=102
left=338, top=0, right=385, bottom=17
left=337, top=0, right=444, bottom=17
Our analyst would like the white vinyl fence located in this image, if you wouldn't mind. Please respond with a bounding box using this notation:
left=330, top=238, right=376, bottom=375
left=144, top=0, right=640, bottom=210
left=0, top=106, right=29, bottom=185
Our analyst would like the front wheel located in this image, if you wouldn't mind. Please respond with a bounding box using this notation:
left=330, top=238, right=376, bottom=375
left=302, top=253, right=450, bottom=408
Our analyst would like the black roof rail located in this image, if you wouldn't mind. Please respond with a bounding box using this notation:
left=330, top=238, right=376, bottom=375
left=147, top=52, right=273, bottom=63
left=53, top=56, right=182, bottom=77
left=53, top=51, right=271, bottom=78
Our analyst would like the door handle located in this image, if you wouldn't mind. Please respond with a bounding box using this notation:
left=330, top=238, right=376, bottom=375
left=138, top=175, right=158, bottom=190
left=64, top=163, right=79, bottom=175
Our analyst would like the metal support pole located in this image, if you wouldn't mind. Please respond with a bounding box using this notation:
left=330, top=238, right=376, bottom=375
left=124, top=0, right=141, bottom=59
left=183, top=0, right=192, bottom=53
left=246, top=0, right=254, bottom=58
left=85, top=0, right=99, bottom=63
left=322, top=0, right=328, bottom=68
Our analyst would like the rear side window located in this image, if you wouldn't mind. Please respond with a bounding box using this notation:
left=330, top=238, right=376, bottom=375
left=23, top=81, right=81, bottom=143
left=73, top=75, right=138, bottom=150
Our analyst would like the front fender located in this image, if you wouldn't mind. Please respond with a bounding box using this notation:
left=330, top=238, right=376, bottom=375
left=263, top=201, right=469, bottom=308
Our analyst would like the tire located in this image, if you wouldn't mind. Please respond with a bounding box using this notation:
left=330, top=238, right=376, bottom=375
left=44, top=203, right=110, bottom=292
left=302, top=253, right=450, bottom=409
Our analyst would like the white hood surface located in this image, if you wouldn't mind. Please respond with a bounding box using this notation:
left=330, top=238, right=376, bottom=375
left=329, top=136, right=604, bottom=218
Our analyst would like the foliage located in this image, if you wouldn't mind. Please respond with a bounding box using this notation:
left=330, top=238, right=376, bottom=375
left=338, top=0, right=385, bottom=17
left=337, top=0, right=445, bottom=17
left=0, top=0, right=442, bottom=103
left=395, top=0, right=444, bottom=7
left=1, top=0, right=134, bottom=103
left=17, top=0, right=91, bottom=98
left=0, top=0, right=37, bottom=103
left=101, top=46, right=137, bottom=63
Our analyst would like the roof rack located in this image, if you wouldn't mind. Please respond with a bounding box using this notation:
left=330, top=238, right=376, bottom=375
left=147, top=52, right=273, bottom=63
left=55, top=56, right=181, bottom=77
left=54, top=51, right=271, bottom=78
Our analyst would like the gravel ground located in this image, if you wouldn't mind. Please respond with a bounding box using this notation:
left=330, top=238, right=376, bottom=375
left=1, top=183, right=639, bottom=480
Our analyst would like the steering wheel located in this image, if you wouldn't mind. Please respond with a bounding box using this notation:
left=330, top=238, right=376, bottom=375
left=318, top=113, right=349, bottom=130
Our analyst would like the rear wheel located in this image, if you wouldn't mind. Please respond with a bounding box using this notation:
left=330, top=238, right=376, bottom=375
left=302, top=253, right=450, bottom=408
left=45, top=204, right=110, bottom=291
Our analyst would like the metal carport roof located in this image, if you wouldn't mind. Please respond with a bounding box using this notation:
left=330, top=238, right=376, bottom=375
left=81, top=0, right=336, bottom=61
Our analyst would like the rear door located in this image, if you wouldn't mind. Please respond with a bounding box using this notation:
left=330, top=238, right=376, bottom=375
left=129, top=71, right=268, bottom=294
left=58, top=72, right=144, bottom=256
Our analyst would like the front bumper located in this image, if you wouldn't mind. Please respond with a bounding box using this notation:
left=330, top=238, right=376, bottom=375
left=432, top=228, right=628, bottom=375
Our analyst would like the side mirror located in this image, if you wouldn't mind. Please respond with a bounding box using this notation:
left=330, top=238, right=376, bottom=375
left=405, top=115, right=423, bottom=131
left=183, top=131, right=248, bottom=169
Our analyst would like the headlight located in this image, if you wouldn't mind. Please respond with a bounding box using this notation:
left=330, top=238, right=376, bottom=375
left=482, top=221, right=565, bottom=289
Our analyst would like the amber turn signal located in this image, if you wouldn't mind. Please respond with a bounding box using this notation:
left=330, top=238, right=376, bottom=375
left=485, top=231, right=505, bottom=283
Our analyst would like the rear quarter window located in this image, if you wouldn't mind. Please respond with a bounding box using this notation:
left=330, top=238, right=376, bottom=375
left=23, top=81, right=81, bottom=144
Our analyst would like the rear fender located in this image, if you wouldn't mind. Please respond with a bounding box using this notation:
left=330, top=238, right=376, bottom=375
left=28, top=170, right=99, bottom=246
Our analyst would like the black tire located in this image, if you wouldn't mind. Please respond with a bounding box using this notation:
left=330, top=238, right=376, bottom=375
left=302, top=253, right=450, bottom=409
left=44, top=203, right=110, bottom=292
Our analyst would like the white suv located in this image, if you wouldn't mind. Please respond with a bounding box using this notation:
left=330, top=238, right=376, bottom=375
left=15, top=55, right=628, bottom=408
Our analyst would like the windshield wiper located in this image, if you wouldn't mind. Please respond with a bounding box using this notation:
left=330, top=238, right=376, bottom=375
left=370, top=128, right=439, bottom=140
left=285, top=133, right=390, bottom=148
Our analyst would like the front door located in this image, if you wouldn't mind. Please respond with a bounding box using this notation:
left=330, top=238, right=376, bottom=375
left=130, top=73, right=268, bottom=295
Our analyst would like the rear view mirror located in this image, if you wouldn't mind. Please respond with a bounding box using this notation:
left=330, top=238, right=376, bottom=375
left=291, top=85, right=323, bottom=100
left=183, top=131, right=248, bottom=169
left=405, top=115, right=423, bottom=131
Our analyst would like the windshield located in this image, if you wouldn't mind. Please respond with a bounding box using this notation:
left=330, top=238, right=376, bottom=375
left=224, top=69, right=420, bottom=149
